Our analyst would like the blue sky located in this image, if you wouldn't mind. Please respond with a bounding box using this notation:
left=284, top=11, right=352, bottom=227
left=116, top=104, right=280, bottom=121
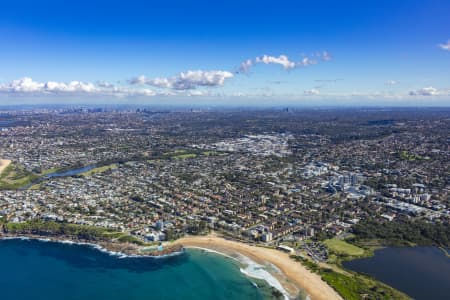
left=0, top=0, right=449, bottom=106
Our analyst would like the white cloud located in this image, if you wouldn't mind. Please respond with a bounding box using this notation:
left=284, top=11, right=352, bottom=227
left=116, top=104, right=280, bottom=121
left=321, top=51, right=332, bottom=61
left=130, top=70, right=234, bottom=90
left=176, top=70, right=233, bottom=89
left=2, top=77, right=45, bottom=92
left=297, top=57, right=317, bottom=67
left=238, top=59, right=254, bottom=74
left=438, top=40, right=450, bottom=51
left=145, top=77, right=173, bottom=88
left=0, top=77, right=98, bottom=94
left=385, top=80, right=399, bottom=86
left=44, top=81, right=97, bottom=93
left=255, top=54, right=296, bottom=69
left=409, top=87, right=439, bottom=96
left=97, top=81, right=115, bottom=88
left=304, top=89, right=320, bottom=95
left=241, top=51, right=332, bottom=72
left=2, top=50, right=334, bottom=100
left=128, top=75, right=147, bottom=85
left=0, top=77, right=157, bottom=97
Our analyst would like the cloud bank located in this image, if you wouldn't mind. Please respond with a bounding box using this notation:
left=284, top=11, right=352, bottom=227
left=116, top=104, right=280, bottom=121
left=0, top=77, right=157, bottom=97
left=0, top=77, right=97, bottom=94
left=409, top=87, right=439, bottom=96
left=3, top=50, right=446, bottom=103
left=130, top=70, right=234, bottom=90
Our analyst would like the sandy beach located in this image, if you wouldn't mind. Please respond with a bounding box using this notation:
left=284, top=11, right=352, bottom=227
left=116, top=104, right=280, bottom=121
left=0, top=159, right=11, bottom=175
left=175, top=235, right=342, bottom=300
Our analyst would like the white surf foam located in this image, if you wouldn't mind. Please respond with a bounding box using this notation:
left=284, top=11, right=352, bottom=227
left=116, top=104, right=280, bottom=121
left=186, top=246, right=290, bottom=300
left=238, top=255, right=290, bottom=300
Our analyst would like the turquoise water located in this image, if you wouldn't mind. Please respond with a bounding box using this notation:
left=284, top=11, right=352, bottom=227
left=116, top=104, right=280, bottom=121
left=0, top=239, right=276, bottom=300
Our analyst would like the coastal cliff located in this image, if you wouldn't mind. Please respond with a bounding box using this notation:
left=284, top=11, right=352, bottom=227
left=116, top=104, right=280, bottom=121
left=0, top=220, right=183, bottom=257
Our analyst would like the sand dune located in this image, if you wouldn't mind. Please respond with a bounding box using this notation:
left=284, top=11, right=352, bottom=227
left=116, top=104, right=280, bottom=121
left=175, top=235, right=342, bottom=300
left=0, top=159, right=11, bottom=175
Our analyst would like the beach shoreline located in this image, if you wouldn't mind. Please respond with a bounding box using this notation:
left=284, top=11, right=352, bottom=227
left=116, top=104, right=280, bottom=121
left=0, top=228, right=342, bottom=299
left=174, top=235, right=343, bottom=300
left=0, top=233, right=301, bottom=299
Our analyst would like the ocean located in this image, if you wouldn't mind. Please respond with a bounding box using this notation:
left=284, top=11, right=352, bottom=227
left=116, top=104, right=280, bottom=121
left=0, top=239, right=282, bottom=300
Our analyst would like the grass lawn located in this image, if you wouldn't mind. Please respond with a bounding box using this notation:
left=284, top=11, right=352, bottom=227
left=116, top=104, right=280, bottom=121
left=80, top=164, right=118, bottom=177
left=164, top=149, right=188, bottom=155
left=39, top=167, right=63, bottom=175
left=29, top=183, right=42, bottom=190
left=202, top=151, right=219, bottom=156
left=162, top=149, right=199, bottom=159
left=321, top=268, right=409, bottom=300
left=324, top=238, right=365, bottom=256
left=173, top=153, right=197, bottom=159
left=0, top=163, right=39, bottom=189
left=321, top=270, right=364, bottom=300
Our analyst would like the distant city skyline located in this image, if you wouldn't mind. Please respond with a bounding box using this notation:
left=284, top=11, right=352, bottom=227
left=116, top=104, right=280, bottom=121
left=0, top=0, right=449, bottom=106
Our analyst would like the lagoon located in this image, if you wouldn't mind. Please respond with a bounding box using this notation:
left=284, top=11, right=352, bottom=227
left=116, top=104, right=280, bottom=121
left=21, top=165, right=96, bottom=189
left=343, top=246, right=450, bottom=300
left=42, top=165, right=97, bottom=179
